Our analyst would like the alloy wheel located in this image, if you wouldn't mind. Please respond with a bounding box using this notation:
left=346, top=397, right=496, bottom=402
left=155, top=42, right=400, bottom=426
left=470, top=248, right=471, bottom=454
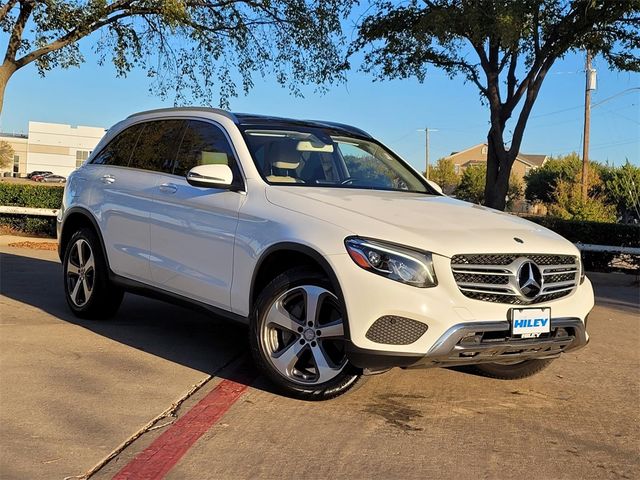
left=66, top=239, right=95, bottom=307
left=262, top=285, right=347, bottom=385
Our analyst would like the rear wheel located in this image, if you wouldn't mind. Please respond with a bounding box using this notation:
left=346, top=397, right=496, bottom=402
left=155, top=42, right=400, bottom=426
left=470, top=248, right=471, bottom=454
left=468, top=359, right=554, bottom=380
left=63, top=228, right=123, bottom=319
left=250, top=267, right=363, bottom=400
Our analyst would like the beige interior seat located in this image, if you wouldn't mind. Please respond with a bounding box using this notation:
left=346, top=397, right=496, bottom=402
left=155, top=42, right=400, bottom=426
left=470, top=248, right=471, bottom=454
left=265, top=141, right=305, bottom=183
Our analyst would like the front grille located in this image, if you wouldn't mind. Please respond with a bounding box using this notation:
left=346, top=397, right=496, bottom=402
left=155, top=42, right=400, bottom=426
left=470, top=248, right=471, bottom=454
left=451, top=253, right=579, bottom=305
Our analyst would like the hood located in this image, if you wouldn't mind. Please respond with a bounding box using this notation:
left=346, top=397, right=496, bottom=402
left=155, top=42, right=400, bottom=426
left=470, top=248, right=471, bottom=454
left=265, top=187, right=578, bottom=258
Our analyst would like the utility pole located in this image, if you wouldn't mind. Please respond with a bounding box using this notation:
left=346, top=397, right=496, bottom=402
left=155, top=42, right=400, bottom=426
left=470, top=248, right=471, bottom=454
left=581, top=51, right=595, bottom=200
left=425, top=127, right=430, bottom=179
left=421, top=127, right=438, bottom=179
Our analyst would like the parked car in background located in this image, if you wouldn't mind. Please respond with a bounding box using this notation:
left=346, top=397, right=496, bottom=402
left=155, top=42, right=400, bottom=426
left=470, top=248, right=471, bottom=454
left=39, top=174, right=66, bottom=183
left=28, top=171, right=52, bottom=180
left=57, top=107, right=594, bottom=400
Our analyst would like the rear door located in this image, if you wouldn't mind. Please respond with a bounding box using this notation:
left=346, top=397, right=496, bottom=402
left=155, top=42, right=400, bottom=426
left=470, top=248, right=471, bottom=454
left=147, top=119, right=245, bottom=310
left=86, top=122, right=155, bottom=282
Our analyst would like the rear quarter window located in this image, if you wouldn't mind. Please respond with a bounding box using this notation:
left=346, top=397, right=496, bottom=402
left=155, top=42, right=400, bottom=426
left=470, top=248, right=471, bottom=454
left=90, top=123, right=145, bottom=167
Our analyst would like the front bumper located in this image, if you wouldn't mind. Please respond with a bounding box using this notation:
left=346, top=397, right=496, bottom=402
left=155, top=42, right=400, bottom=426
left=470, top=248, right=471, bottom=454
left=346, top=317, right=588, bottom=370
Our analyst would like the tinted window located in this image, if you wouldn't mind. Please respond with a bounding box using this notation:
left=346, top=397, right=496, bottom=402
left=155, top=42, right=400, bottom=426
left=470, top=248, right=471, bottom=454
left=129, top=120, right=186, bottom=173
left=174, top=120, right=241, bottom=182
left=91, top=124, right=144, bottom=167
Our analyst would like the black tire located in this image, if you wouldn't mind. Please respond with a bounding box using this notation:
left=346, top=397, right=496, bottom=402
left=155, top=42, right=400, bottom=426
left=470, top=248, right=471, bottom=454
left=249, top=267, right=364, bottom=400
left=63, top=227, right=123, bottom=319
left=468, top=359, right=554, bottom=380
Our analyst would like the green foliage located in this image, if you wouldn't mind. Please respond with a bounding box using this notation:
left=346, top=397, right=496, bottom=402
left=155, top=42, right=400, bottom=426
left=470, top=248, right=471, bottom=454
left=525, top=153, right=582, bottom=203
left=523, top=215, right=640, bottom=271
left=600, top=161, right=640, bottom=223
left=429, top=158, right=459, bottom=194
left=455, top=164, right=486, bottom=204
left=0, top=0, right=355, bottom=110
left=523, top=216, right=640, bottom=248
left=455, top=164, right=523, bottom=208
left=546, top=164, right=617, bottom=222
left=0, top=215, right=56, bottom=237
left=0, top=140, right=14, bottom=169
left=0, top=182, right=64, bottom=208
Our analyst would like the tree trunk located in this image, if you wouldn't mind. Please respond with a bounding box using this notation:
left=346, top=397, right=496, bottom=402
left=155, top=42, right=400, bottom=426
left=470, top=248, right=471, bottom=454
left=484, top=131, right=512, bottom=211
left=0, top=62, right=16, bottom=116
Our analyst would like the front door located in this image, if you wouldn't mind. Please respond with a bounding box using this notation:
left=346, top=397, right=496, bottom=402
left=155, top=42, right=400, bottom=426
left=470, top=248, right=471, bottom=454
left=147, top=119, right=245, bottom=310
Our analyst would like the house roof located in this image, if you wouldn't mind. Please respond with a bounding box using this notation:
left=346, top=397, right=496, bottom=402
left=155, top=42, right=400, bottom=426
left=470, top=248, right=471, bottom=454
left=517, top=153, right=548, bottom=167
left=446, top=143, right=548, bottom=167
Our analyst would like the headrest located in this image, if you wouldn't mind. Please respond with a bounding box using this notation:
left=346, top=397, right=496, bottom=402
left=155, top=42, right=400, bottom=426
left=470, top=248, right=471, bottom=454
left=268, top=141, right=301, bottom=170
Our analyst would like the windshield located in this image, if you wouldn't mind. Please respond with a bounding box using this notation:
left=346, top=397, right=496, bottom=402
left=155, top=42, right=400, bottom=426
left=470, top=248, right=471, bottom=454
left=241, top=127, right=436, bottom=194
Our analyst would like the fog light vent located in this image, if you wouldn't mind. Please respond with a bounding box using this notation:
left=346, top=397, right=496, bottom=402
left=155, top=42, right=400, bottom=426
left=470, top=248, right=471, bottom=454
left=365, top=316, right=428, bottom=345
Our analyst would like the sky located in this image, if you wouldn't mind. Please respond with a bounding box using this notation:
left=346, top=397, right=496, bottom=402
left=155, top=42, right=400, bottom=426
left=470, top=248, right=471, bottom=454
left=1, top=22, right=638, bottom=173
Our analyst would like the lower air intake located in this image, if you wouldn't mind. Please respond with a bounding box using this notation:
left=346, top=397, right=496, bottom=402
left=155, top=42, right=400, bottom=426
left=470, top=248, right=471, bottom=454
left=365, top=316, right=428, bottom=345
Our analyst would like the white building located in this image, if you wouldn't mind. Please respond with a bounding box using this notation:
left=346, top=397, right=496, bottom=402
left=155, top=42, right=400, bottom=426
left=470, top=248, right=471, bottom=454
left=1, top=121, right=106, bottom=177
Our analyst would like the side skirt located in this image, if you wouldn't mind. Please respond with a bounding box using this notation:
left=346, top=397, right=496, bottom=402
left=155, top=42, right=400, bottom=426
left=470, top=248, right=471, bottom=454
left=109, top=273, right=248, bottom=325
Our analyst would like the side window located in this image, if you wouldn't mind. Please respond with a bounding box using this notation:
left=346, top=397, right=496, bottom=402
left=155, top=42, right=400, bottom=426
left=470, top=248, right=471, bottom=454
left=339, top=142, right=400, bottom=189
left=129, top=120, right=186, bottom=173
left=91, top=124, right=144, bottom=167
left=174, top=120, right=241, bottom=183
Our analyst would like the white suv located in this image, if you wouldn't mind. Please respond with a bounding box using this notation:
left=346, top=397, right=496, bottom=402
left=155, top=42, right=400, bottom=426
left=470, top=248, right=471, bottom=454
left=58, top=108, right=593, bottom=399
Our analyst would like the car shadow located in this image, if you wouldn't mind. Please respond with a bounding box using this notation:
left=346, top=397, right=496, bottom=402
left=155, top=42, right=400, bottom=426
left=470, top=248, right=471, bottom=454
left=0, top=250, right=283, bottom=395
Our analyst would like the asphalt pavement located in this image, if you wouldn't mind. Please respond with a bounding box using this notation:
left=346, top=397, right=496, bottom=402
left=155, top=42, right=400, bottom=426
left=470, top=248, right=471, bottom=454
left=0, top=243, right=638, bottom=480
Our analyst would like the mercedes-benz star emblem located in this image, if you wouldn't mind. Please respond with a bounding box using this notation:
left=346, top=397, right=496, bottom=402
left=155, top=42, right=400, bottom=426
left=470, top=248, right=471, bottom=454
left=517, top=261, right=543, bottom=299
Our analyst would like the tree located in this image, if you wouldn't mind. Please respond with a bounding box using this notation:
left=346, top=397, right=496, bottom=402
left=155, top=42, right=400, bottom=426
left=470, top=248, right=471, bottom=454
left=429, top=157, right=459, bottom=194
left=455, top=163, right=522, bottom=208
left=525, top=152, right=582, bottom=203
left=548, top=170, right=616, bottom=222
left=455, top=164, right=486, bottom=204
left=0, top=1, right=354, bottom=113
left=601, top=161, right=640, bottom=223
left=0, top=140, right=14, bottom=169
left=353, top=0, right=640, bottom=211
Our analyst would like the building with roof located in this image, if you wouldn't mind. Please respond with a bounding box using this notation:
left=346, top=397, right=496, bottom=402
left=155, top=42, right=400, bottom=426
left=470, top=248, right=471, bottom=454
left=443, top=143, right=548, bottom=180
left=0, top=121, right=106, bottom=177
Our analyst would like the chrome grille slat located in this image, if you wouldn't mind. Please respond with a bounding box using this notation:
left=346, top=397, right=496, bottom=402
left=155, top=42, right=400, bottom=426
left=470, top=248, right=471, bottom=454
left=459, top=286, right=518, bottom=296
left=451, top=253, right=579, bottom=305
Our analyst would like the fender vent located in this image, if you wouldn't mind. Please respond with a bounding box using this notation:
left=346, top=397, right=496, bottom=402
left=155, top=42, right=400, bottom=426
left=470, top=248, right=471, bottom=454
left=366, top=316, right=428, bottom=345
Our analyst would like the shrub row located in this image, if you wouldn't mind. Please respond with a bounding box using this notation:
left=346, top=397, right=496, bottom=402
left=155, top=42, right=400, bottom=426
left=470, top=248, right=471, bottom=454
left=0, top=215, right=56, bottom=237
left=523, top=216, right=639, bottom=272
left=523, top=216, right=639, bottom=247
left=0, top=182, right=64, bottom=209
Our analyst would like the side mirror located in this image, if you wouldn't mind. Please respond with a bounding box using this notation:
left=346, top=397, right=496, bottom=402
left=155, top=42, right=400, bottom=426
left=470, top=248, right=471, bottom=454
left=426, top=179, right=444, bottom=195
left=186, top=164, right=233, bottom=188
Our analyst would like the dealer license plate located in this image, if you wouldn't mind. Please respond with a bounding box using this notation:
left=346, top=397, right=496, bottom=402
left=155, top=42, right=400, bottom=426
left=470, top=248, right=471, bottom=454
left=511, top=308, right=551, bottom=336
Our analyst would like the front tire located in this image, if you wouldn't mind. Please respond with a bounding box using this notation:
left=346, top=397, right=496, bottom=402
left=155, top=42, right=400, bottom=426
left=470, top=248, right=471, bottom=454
left=250, top=267, right=363, bottom=400
left=63, top=228, right=123, bottom=319
left=468, top=359, right=554, bottom=380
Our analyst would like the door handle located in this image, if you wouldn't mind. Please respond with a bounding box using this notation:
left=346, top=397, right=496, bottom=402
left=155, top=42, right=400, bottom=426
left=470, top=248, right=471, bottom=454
left=159, top=183, right=178, bottom=194
left=101, top=174, right=115, bottom=184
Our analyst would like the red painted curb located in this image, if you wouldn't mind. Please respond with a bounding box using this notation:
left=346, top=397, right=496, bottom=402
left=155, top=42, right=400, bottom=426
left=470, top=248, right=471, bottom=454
left=112, top=375, right=252, bottom=480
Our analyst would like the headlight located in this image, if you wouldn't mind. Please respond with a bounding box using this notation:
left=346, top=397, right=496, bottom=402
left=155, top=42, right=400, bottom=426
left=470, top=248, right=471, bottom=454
left=344, top=237, right=437, bottom=288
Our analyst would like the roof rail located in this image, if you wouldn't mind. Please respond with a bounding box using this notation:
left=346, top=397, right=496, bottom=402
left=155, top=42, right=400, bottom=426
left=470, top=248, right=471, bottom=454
left=305, top=120, right=372, bottom=139
left=127, top=107, right=238, bottom=122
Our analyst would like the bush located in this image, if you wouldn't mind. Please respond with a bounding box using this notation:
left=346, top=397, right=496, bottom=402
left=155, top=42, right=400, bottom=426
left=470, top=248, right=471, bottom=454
left=523, top=216, right=639, bottom=247
left=0, top=215, right=56, bottom=236
left=0, top=182, right=64, bottom=208
left=0, top=182, right=63, bottom=237
left=523, top=216, right=640, bottom=272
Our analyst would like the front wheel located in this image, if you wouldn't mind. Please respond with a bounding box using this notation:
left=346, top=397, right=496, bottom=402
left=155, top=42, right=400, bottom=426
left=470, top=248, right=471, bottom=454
left=249, top=267, right=363, bottom=400
left=63, top=227, right=123, bottom=319
left=468, top=358, right=554, bottom=380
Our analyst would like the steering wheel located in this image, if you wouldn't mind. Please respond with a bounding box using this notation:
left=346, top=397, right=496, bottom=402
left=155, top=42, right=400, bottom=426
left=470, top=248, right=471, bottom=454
left=340, top=177, right=358, bottom=185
